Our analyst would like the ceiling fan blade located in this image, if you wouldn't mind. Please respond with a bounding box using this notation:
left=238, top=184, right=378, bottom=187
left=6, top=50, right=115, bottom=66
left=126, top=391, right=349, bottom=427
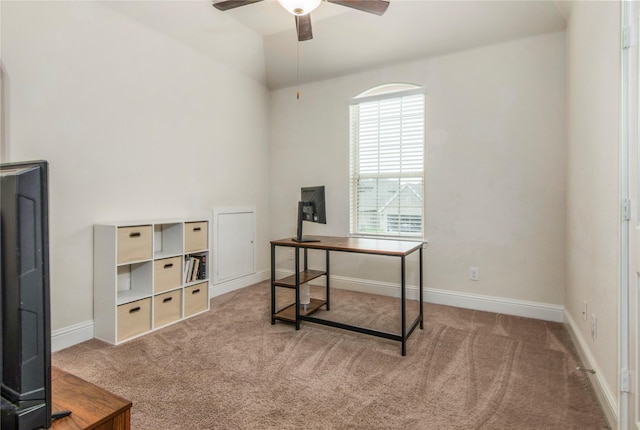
left=327, top=0, right=390, bottom=16
left=295, top=15, right=313, bottom=42
left=212, top=0, right=264, bottom=11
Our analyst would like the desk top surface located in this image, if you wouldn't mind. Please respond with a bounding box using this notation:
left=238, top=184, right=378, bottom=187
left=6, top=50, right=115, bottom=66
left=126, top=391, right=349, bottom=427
left=271, top=236, right=424, bottom=256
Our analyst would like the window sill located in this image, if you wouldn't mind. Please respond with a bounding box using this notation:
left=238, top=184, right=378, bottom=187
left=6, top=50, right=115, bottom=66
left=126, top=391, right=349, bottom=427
left=349, top=234, right=428, bottom=246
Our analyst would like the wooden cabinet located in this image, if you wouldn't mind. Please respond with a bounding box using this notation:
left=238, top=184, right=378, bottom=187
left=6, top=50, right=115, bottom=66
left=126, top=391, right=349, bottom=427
left=51, top=366, right=131, bottom=430
left=94, top=219, right=210, bottom=344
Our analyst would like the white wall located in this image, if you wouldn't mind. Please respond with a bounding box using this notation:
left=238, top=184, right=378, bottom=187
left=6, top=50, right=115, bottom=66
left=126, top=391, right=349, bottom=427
left=270, top=32, right=566, bottom=311
left=564, top=0, right=620, bottom=422
left=1, top=1, right=270, bottom=333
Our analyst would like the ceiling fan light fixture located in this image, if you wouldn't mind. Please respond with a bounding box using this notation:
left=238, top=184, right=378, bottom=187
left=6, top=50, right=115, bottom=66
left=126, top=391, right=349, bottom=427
left=277, top=0, right=321, bottom=15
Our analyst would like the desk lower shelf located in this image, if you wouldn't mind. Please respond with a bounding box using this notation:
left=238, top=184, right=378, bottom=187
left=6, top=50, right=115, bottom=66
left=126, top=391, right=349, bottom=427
left=273, top=270, right=325, bottom=288
left=273, top=298, right=326, bottom=323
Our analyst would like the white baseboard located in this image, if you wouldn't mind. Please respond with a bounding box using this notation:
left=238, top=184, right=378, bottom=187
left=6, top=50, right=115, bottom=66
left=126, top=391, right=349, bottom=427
left=51, top=320, right=94, bottom=352
left=300, top=273, right=565, bottom=323
left=209, top=269, right=270, bottom=298
left=564, top=310, right=618, bottom=430
left=424, top=286, right=564, bottom=323
left=51, top=271, right=564, bottom=351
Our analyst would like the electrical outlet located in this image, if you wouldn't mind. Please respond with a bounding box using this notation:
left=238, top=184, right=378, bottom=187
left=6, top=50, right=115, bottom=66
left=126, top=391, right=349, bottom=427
left=582, top=301, right=588, bottom=321
left=591, top=314, right=597, bottom=340
left=470, top=267, right=479, bottom=281
left=288, top=249, right=295, bottom=260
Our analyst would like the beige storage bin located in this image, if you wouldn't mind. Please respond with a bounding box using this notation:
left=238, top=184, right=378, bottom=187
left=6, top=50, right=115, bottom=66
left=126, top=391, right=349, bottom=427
left=184, top=282, right=208, bottom=317
left=117, top=298, right=151, bottom=342
left=184, top=222, right=208, bottom=253
left=153, top=256, right=182, bottom=293
left=117, top=225, right=152, bottom=264
left=153, top=290, right=182, bottom=328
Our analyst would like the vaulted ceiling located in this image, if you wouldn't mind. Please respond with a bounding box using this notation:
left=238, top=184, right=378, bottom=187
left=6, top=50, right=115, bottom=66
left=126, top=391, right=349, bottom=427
left=217, top=0, right=568, bottom=89
left=104, top=1, right=568, bottom=91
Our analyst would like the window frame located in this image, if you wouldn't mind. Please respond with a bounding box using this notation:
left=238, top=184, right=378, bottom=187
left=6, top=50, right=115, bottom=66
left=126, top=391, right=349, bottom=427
left=348, top=84, right=426, bottom=240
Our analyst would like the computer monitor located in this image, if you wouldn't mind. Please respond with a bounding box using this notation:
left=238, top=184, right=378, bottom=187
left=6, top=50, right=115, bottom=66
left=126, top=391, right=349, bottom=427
left=293, top=186, right=326, bottom=242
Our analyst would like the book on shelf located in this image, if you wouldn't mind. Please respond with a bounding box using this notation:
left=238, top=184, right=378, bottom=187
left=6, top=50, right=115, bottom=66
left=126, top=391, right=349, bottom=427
left=183, top=257, right=193, bottom=284
left=198, top=255, right=207, bottom=280
left=191, top=258, right=200, bottom=282
left=184, top=255, right=207, bottom=283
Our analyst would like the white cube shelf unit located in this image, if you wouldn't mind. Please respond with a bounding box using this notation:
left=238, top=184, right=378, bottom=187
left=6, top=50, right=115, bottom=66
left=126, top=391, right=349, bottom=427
left=94, top=219, right=210, bottom=344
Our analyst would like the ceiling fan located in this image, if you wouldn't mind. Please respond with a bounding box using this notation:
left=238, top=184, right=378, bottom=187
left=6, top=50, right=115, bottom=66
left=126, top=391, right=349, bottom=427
left=212, top=0, right=390, bottom=42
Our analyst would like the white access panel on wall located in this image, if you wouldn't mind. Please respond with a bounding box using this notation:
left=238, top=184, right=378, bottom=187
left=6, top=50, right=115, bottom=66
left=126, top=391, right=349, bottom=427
left=213, top=207, right=256, bottom=284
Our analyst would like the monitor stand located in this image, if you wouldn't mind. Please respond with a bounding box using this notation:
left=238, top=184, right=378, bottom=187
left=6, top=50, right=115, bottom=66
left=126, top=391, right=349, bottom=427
left=292, top=201, right=320, bottom=243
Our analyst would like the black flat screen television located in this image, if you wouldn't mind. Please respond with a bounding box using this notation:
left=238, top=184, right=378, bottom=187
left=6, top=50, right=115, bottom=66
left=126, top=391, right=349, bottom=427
left=293, top=185, right=326, bottom=243
left=0, top=160, right=52, bottom=430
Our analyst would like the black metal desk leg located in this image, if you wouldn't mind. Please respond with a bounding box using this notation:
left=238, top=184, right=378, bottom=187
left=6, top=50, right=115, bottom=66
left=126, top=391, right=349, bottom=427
left=325, top=249, right=330, bottom=311
left=419, top=246, right=424, bottom=329
left=271, top=243, right=276, bottom=325
left=295, top=247, right=301, bottom=330
left=401, top=255, right=407, bottom=356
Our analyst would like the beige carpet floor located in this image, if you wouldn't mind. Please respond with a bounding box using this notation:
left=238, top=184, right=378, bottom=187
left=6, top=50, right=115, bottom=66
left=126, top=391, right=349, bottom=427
left=53, top=282, right=609, bottom=429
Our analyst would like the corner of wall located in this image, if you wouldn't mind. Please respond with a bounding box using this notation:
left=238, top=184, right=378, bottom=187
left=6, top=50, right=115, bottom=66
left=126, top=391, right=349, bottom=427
left=563, top=309, right=618, bottom=429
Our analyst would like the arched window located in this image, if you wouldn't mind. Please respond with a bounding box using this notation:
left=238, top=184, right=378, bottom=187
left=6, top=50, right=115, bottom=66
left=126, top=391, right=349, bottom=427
left=349, top=83, right=425, bottom=238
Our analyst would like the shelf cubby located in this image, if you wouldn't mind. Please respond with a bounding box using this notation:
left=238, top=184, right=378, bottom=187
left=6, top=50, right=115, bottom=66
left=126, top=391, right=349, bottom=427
left=153, top=223, right=183, bottom=259
left=116, top=262, right=153, bottom=305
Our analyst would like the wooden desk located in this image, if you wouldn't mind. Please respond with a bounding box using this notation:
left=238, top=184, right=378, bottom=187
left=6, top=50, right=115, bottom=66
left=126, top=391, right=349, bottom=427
left=50, top=367, right=131, bottom=430
left=270, top=236, right=424, bottom=355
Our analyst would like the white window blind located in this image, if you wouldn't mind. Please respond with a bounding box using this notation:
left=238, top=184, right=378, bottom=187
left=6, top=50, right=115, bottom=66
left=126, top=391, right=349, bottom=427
left=349, top=87, right=425, bottom=238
